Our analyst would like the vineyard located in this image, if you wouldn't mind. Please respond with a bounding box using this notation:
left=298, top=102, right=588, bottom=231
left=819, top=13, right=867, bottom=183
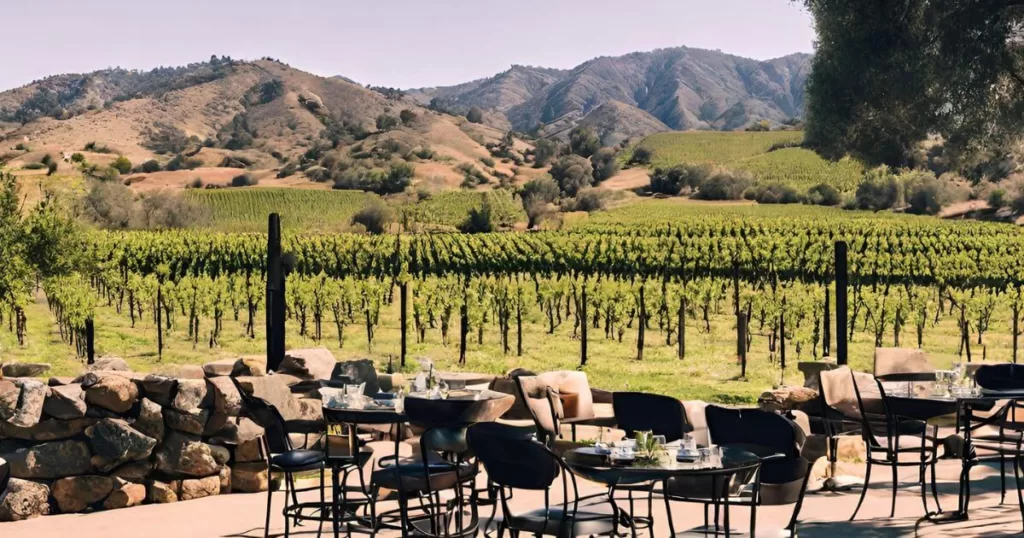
left=5, top=202, right=1024, bottom=402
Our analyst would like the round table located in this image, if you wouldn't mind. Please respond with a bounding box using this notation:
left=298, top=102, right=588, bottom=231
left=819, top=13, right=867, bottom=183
left=563, top=446, right=761, bottom=487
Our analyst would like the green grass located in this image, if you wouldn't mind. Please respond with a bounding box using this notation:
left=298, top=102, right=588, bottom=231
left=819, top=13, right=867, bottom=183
left=188, top=188, right=378, bottom=233
left=397, top=190, right=526, bottom=229
left=637, top=131, right=804, bottom=168
left=732, top=148, right=865, bottom=191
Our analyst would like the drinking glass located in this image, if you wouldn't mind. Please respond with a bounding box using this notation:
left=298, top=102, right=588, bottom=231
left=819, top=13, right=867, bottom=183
left=439, top=380, right=450, bottom=400
left=653, top=435, right=667, bottom=447
left=698, top=448, right=713, bottom=468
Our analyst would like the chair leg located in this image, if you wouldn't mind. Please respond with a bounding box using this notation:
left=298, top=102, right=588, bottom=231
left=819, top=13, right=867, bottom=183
left=662, top=480, right=676, bottom=538
left=284, top=472, right=292, bottom=538
left=1001, top=454, right=1008, bottom=505
left=890, top=462, right=898, bottom=518
left=318, top=467, right=325, bottom=538
left=1013, top=455, right=1024, bottom=533
left=265, top=470, right=274, bottom=538
left=332, top=468, right=341, bottom=538
left=850, top=459, right=872, bottom=521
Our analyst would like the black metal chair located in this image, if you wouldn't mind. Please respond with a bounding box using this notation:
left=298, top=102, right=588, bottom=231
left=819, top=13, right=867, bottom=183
left=695, top=406, right=813, bottom=537
left=807, top=367, right=863, bottom=485
left=320, top=407, right=375, bottom=537
left=848, top=371, right=940, bottom=521
left=231, top=377, right=327, bottom=538
left=467, top=422, right=621, bottom=538
left=0, top=457, right=9, bottom=507
left=513, top=375, right=570, bottom=449
left=964, top=364, right=1024, bottom=522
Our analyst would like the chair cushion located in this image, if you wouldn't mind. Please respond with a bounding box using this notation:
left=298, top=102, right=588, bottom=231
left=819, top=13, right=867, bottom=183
left=504, top=499, right=618, bottom=538
left=272, top=449, right=324, bottom=470
left=371, top=457, right=476, bottom=492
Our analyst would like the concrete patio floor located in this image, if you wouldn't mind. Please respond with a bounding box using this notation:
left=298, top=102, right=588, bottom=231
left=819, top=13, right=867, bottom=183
left=4, top=453, right=1024, bottom=538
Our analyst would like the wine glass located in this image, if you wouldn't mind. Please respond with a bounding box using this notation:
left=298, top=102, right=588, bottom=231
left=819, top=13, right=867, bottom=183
left=439, top=379, right=450, bottom=400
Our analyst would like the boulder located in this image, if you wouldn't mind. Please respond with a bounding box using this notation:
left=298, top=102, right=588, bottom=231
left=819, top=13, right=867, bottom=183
left=297, top=398, right=324, bottom=422
left=172, top=379, right=209, bottom=411
left=4, top=440, right=93, bottom=479
left=179, top=475, right=220, bottom=501
left=85, top=419, right=157, bottom=472
left=218, top=466, right=232, bottom=494
left=0, top=478, right=51, bottom=521
left=234, top=356, right=266, bottom=377
left=8, top=379, right=47, bottom=428
left=157, top=364, right=205, bottom=379
left=231, top=462, right=269, bottom=493
left=139, top=375, right=177, bottom=407
left=209, top=444, right=231, bottom=465
left=43, top=383, right=87, bottom=419
left=235, top=375, right=302, bottom=421
left=1, top=363, right=50, bottom=378
left=46, top=377, right=75, bottom=387
left=234, top=438, right=263, bottom=462
left=103, top=480, right=146, bottom=510
left=87, top=357, right=130, bottom=372
left=83, top=374, right=138, bottom=413
left=156, top=431, right=220, bottom=477
left=133, top=398, right=164, bottom=440
left=207, top=376, right=242, bottom=416
left=147, top=480, right=178, bottom=503
left=1, top=418, right=96, bottom=442
left=202, top=359, right=237, bottom=377
left=165, top=408, right=210, bottom=435
left=210, top=417, right=264, bottom=446
left=110, top=460, right=153, bottom=482
left=758, top=386, right=818, bottom=412
left=280, top=348, right=337, bottom=380
left=203, top=411, right=229, bottom=437
left=0, top=379, right=19, bottom=420
left=50, top=475, right=114, bottom=513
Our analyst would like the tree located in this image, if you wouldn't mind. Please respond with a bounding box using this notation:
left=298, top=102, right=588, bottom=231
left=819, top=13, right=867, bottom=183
left=806, top=183, right=842, bottom=206
left=466, top=107, right=484, bottom=124
left=549, top=155, right=594, bottom=197
left=141, top=160, right=162, bottom=173
left=630, top=146, right=653, bottom=166
left=649, top=164, right=712, bottom=195
left=801, top=0, right=1024, bottom=167
left=111, top=156, right=133, bottom=175
left=854, top=166, right=903, bottom=211
left=569, top=127, right=600, bottom=158
left=70, top=153, right=85, bottom=163
left=590, top=147, right=621, bottom=182
left=533, top=138, right=558, bottom=168
left=520, top=176, right=560, bottom=228
left=352, top=201, right=395, bottom=234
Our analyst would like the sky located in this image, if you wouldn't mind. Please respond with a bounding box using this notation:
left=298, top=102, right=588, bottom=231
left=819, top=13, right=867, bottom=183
left=3, top=0, right=815, bottom=92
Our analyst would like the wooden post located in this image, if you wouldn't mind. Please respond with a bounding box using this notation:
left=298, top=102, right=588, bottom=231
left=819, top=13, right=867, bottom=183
left=1014, top=312, right=1019, bottom=364
left=400, top=281, right=408, bottom=368
left=677, top=295, right=685, bottom=360
left=86, top=318, right=95, bottom=365
left=636, top=284, right=645, bottom=361
left=156, top=285, right=163, bottom=361
left=738, top=312, right=747, bottom=378
left=266, top=213, right=286, bottom=372
left=835, top=241, right=849, bottom=366
left=780, top=306, right=786, bottom=372
left=459, top=281, right=469, bottom=365
left=580, top=284, right=588, bottom=367
left=823, top=285, right=831, bottom=357
left=732, top=262, right=740, bottom=316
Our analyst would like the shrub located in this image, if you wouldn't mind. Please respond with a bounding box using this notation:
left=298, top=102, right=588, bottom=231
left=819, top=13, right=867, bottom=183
left=571, top=188, right=611, bottom=212
left=630, top=146, right=653, bottom=166
left=14, top=143, right=29, bottom=151
left=549, top=155, right=594, bottom=197
left=381, top=162, right=414, bottom=194
left=187, top=177, right=204, bottom=189
left=413, top=147, right=436, bottom=160
left=590, top=147, right=621, bottom=182
left=351, top=201, right=394, bottom=234
left=144, top=123, right=190, bottom=154
left=806, top=183, right=842, bottom=206
left=23, top=162, right=46, bottom=170
left=100, top=167, right=121, bottom=183
left=649, top=164, right=713, bottom=195
left=230, top=173, right=258, bottom=187
left=745, top=119, right=771, bottom=132
left=141, top=160, right=162, bottom=173
left=569, top=127, right=601, bottom=158
left=533, top=138, right=558, bottom=168
left=277, top=162, right=299, bottom=178
left=399, top=109, right=417, bottom=126
left=40, top=154, right=54, bottom=167
left=854, top=166, right=902, bottom=211
left=480, top=156, right=496, bottom=168
left=376, top=114, right=399, bottom=131
left=988, top=188, right=1008, bottom=209
left=521, top=176, right=561, bottom=205
left=466, top=107, right=484, bottom=124
left=47, top=161, right=58, bottom=176
left=70, top=152, right=85, bottom=163
left=111, top=156, right=133, bottom=174
left=903, top=170, right=962, bottom=215
left=458, top=163, right=489, bottom=187
left=460, top=200, right=496, bottom=234
left=744, top=182, right=804, bottom=204
left=695, top=170, right=753, bottom=200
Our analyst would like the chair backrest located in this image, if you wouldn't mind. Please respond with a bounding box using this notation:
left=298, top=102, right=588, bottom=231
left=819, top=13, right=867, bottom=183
left=975, top=364, right=1024, bottom=391
left=874, top=348, right=935, bottom=381
left=819, top=366, right=870, bottom=419
left=0, top=458, right=9, bottom=503
left=705, top=406, right=804, bottom=457
left=848, top=370, right=892, bottom=449
left=230, top=376, right=292, bottom=455
left=467, top=422, right=561, bottom=490
left=537, top=371, right=594, bottom=420
left=613, top=392, right=691, bottom=442
left=514, top=375, right=564, bottom=444
left=332, top=359, right=379, bottom=396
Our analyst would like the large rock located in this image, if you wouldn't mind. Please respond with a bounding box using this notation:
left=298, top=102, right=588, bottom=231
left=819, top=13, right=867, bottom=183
left=1, top=363, right=50, bottom=378
left=8, top=379, right=47, bottom=428
left=85, top=419, right=157, bottom=472
left=758, top=386, right=818, bottom=412
left=43, top=383, right=87, bottom=419
left=4, top=440, right=93, bottom=479
left=0, top=478, right=50, bottom=521
left=110, top=460, right=153, bottom=482
left=1, top=418, right=96, bottom=442
left=134, top=398, right=164, bottom=440
left=231, top=462, right=269, bottom=493
left=51, top=475, right=114, bottom=513
left=173, top=379, right=209, bottom=411
left=103, top=480, right=146, bottom=510
left=298, top=398, right=323, bottom=422
left=235, top=375, right=302, bottom=421
left=140, top=375, right=177, bottom=407
left=0, top=379, right=19, bottom=420
left=210, top=417, right=264, bottom=446
left=179, top=475, right=220, bottom=501
left=165, top=408, right=210, bottom=435
left=156, top=431, right=220, bottom=477
left=209, top=444, right=231, bottom=466
left=280, top=348, right=337, bottom=380
left=218, top=466, right=232, bottom=494
left=202, top=359, right=237, bottom=377
left=87, top=357, right=130, bottom=372
left=208, top=376, right=243, bottom=416
left=235, top=356, right=267, bottom=377
left=147, top=480, right=179, bottom=503
left=203, top=411, right=229, bottom=437
left=234, top=438, right=264, bottom=462
left=83, top=374, right=138, bottom=413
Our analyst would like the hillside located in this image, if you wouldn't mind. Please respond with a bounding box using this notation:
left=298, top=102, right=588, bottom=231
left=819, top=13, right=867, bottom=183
left=412, top=47, right=811, bottom=134
left=0, top=58, right=534, bottom=191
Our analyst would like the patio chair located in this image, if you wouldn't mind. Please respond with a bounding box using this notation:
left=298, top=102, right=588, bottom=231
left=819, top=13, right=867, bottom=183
left=513, top=375, right=572, bottom=450
left=467, top=421, right=622, bottom=538
left=810, top=366, right=865, bottom=485
left=231, top=377, right=327, bottom=538
left=848, top=371, right=941, bottom=521
left=693, top=406, right=813, bottom=537
left=874, top=348, right=936, bottom=382
left=319, top=407, right=376, bottom=536
left=0, top=457, right=9, bottom=506
left=965, top=364, right=1024, bottom=511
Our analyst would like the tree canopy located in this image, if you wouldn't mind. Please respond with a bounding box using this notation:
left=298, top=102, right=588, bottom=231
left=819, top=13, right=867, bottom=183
left=801, top=0, right=1024, bottom=168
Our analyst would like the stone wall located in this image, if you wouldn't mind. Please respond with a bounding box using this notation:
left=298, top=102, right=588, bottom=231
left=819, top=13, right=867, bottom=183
left=0, top=350, right=361, bottom=522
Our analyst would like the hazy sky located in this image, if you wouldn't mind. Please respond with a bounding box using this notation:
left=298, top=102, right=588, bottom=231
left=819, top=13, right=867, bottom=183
left=4, top=0, right=815, bottom=91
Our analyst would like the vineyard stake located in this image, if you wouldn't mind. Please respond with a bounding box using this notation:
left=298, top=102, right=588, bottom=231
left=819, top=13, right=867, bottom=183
left=580, top=282, right=588, bottom=367
left=459, top=278, right=469, bottom=365
left=738, top=312, right=747, bottom=378
left=400, top=281, right=408, bottom=368
left=266, top=213, right=286, bottom=373
left=823, top=285, right=831, bottom=357
left=835, top=241, right=848, bottom=366
left=86, top=318, right=95, bottom=365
